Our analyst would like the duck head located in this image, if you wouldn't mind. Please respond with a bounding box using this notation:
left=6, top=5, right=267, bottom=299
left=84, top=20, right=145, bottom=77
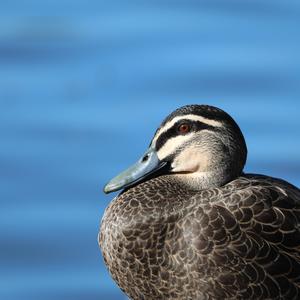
left=104, top=104, right=247, bottom=193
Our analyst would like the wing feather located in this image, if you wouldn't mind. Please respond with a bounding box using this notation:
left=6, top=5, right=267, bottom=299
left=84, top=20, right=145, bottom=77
left=189, top=175, right=300, bottom=299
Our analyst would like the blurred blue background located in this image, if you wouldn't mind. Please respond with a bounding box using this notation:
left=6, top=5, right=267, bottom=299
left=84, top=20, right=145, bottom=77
left=1, top=1, right=300, bottom=299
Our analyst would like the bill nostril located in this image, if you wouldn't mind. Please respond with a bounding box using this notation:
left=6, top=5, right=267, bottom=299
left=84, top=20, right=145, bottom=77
left=142, top=154, right=149, bottom=162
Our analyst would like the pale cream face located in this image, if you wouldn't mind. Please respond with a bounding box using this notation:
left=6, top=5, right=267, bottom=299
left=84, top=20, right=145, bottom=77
left=151, top=114, right=224, bottom=175
left=171, top=144, right=212, bottom=173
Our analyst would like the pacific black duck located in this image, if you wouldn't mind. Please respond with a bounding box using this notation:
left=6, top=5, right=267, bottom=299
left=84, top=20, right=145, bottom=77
left=99, top=105, right=300, bottom=300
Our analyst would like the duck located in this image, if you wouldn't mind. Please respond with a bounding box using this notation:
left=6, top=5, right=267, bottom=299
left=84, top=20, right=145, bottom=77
left=99, top=104, right=300, bottom=300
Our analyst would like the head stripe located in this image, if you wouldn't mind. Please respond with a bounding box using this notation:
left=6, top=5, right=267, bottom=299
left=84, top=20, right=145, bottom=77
left=151, top=114, right=223, bottom=147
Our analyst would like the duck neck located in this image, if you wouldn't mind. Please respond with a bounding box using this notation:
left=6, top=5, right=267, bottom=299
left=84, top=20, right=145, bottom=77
left=169, top=167, right=236, bottom=191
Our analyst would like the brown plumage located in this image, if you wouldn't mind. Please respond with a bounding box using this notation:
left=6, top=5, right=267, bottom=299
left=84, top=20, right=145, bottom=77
left=99, top=105, right=300, bottom=299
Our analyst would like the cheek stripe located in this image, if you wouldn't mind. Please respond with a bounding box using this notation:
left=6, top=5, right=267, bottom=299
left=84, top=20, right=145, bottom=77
left=156, top=134, right=194, bottom=161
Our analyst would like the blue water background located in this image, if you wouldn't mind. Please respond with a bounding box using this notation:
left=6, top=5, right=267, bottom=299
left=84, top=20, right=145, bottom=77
left=1, top=1, right=300, bottom=299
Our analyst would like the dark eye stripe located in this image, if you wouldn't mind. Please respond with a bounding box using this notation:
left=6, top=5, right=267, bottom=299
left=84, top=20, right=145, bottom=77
left=154, top=120, right=215, bottom=151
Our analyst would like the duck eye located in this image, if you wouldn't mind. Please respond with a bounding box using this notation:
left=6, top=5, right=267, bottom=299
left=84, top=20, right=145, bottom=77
left=178, top=123, right=191, bottom=134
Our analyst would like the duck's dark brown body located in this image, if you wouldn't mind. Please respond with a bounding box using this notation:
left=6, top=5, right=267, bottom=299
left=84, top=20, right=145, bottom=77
left=99, top=174, right=300, bottom=299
